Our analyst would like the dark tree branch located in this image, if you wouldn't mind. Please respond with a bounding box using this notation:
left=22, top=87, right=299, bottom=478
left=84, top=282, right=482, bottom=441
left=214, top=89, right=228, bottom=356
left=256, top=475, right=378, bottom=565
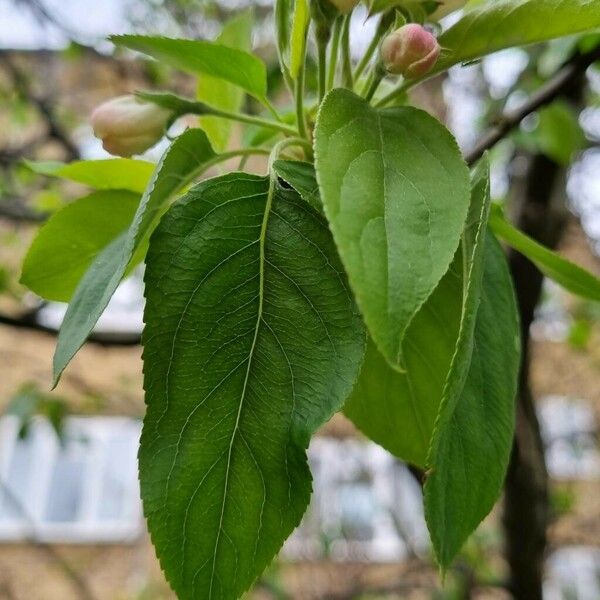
left=503, top=153, right=564, bottom=600
left=1, top=55, right=80, bottom=161
left=0, top=311, right=141, bottom=346
left=0, top=198, right=48, bottom=223
left=500, top=47, right=589, bottom=598
left=465, top=45, right=600, bottom=165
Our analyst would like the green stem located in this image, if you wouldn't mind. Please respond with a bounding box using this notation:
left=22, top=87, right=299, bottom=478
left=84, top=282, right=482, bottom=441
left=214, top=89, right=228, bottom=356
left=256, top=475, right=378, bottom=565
left=275, top=0, right=294, bottom=93
left=295, top=77, right=308, bottom=139
left=327, top=17, right=343, bottom=91
left=374, top=78, right=414, bottom=107
left=208, top=147, right=271, bottom=170
left=295, top=30, right=309, bottom=139
left=179, top=147, right=270, bottom=185
left=354, top=11, right=394, bottom=82
left=263, top=98, right=284, bottom=123
left=363, top=67, right=384, bottom=102
left=202, top=105, right=297, bottom=136
left=137, top=90, right=296, bottom=135
left=269, top=137, right=311, bottom=171
left=238, top=154, right=250, bottom=170
left=341, top=15, right=353, bottom=89
left=316, top=24, right=331, bottom=103
left=318, top=38, right=328, bottom=102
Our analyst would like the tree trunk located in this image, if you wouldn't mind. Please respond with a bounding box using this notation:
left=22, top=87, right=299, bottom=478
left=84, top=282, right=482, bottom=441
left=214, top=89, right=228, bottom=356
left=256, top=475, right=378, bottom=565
left=503, top=152, right=568, bottom=600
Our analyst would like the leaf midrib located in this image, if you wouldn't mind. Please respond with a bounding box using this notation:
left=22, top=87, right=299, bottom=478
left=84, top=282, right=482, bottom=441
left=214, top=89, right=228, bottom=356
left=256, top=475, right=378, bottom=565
left=208, top=176, right=276, bottom=598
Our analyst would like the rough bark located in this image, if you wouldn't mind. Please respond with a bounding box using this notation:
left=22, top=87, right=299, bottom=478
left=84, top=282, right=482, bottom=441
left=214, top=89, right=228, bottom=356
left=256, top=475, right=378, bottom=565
left=503, top=152, right=567, bottom=600
left=502, top=57, right=589, bottom=600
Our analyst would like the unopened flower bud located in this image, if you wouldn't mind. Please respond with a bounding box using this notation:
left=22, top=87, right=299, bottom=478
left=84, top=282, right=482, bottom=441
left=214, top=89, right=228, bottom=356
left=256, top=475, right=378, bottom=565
left=91, top=95, right=172, bottom=157
left=380, top=24, right=441, bottom=79
left=327, top=0, right=360, bottom=14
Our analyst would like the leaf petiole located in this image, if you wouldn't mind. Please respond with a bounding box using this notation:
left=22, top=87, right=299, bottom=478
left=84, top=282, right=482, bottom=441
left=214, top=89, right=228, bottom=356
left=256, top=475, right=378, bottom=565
left=327, top=17, right=343, bottom=92
left=137, top=91, right=297, bottom=136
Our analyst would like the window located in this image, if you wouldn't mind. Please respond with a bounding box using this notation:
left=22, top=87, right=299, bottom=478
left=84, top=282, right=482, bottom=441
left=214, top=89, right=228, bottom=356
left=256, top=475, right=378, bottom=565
left=0, top=416, right=142, bottom=543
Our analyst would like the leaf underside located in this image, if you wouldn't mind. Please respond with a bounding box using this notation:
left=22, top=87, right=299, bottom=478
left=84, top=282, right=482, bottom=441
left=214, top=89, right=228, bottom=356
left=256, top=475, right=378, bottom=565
left=425, top=234, right=521, bottom=568
left=141, top=173, right=365, bottom=599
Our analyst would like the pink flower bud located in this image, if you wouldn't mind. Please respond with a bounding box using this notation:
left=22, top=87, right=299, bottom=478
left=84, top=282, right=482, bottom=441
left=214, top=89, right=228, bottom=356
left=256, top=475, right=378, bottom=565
left=91, top=95, right=172, bottom=157
left=327, top=0, right=360, bottom=14
left=380, top=24, right=441, bottom=79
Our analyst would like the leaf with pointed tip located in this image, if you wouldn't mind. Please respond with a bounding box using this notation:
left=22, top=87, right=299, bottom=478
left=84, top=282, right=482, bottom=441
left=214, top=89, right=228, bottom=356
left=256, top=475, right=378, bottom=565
left=315, top=89, right=471, bottom=368
left=141, top=173, right=365, bottom=599
left=26, top=159, right=154, bottom=193
left=112, top=35, right=268, bottom=102
left=53, top=129, right=217, bottom=384
left=21, top=191, right=140, bottom=302
left=344, top=158, right=491, bottom=467
left=424, top=234, right=520, bottom=569
left=433, top=0, right=600, bottom=76
left=490, top=204, right=600, bottom=301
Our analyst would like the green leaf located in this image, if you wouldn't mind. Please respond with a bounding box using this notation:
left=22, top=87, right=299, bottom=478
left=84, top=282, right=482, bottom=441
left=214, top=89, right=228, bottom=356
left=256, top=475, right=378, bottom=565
left=490, top=204, right=600, bottom=301
left=344, top=158, right=491, bottom=467
left=532, top=101, right=586, bottom=166
left=343, top=269, right=461, bottom=466
left=275, top=0, right=293, bottom=64
left=424, top=234, right=520, bottom=569
left=315, top=88, right=471, bottom=369
left=112, top=35, right=268, bottom=102
left=26, top=158, right=154, bottom=193
left=198, top=10, right=253, bottom=151
left=53, top=129, right=217, bottom=384
left=367, top=0, right=437, bottom=20
left=290, top=0, right=309, bottom=80
left=21, top=190, right=140, bottom=302
left=434, top=0, right=600, bottom=76
left=273, top=159, right=322, bottom=213
left=141, top=173, right=365, bottom=599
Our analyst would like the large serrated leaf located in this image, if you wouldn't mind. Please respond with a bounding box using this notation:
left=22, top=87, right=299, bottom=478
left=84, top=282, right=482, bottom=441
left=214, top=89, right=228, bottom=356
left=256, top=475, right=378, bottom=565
left=53, top=129, right=217, bottom=383
left=424, top=234, right=520, bottom=569
left=112, top=35, right=267, bottom=102
left=344, top=158, right=491, bottom=467
left=141, top=173, right=365, bottom=599
left=315, top=89, right=471, bottom=369
left=433, top=0, right=600, bottom=76
left=21, top=190, right=140, bottom=302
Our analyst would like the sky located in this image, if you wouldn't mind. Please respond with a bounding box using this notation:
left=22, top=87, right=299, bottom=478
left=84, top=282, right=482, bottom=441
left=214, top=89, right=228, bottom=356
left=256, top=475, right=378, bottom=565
left=0, top=0, right=130, bottom=49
